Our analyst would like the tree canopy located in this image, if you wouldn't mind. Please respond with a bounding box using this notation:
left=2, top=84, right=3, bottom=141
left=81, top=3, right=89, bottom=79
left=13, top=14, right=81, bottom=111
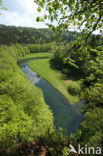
left=0, top=24, right=78, bottom=45
left=35, top=0, right=103, bottom=37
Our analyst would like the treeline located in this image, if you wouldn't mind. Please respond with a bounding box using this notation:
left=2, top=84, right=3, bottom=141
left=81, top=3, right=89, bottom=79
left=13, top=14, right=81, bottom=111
left=8, top=43, right=56, bottom=61
left=0, top=44, right=69, bottom=156
left=27, top=42, right=57, bottom=53
left=0, top=24, right=79, bottom=45
left=52, top=36, right=103, bottom=152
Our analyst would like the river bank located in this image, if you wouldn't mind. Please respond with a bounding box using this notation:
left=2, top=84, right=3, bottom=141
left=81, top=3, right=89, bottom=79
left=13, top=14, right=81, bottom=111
left=29, top=59, right=81, bottom=105
left=19, top=54, right=84, bottom=134
left=20, top=53, right=80, bottom=104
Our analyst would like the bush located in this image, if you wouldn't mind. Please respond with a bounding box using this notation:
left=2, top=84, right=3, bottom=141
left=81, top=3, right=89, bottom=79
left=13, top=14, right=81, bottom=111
left=62, top=68, right=71, bottom=74
left=96, top=45, right=103, bottom=51
left=68, top=82, right=81, bottom=95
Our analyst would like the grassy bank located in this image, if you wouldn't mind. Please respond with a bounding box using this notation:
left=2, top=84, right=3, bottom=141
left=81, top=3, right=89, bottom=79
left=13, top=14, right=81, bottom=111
left=29, top=58, right=80, bottom=104
left=20, top=52, right=53, bottom=61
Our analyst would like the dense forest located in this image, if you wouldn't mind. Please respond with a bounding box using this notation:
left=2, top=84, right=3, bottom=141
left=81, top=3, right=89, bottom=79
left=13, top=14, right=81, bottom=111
left=0, top=24, right=79, bottom=45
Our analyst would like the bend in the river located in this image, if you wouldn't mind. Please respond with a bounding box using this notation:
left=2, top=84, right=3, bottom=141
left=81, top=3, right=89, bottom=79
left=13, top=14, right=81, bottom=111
left=19, top=58, right=85, bottom=135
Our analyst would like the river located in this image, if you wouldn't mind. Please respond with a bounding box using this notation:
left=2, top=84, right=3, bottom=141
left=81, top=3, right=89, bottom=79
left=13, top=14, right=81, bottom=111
left=19, top=58, right=84, bottom=135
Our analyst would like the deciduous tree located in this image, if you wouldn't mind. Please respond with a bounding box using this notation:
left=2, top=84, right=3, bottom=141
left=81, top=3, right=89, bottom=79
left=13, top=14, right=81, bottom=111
left=35, top=0, right=103, bottom=37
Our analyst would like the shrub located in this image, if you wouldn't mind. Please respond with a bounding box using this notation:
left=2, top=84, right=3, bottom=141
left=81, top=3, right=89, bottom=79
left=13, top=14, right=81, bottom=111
left=96, top=45, right=103, bottom=51
left=68, top=82, right=81, bottom=95
left=62, top=68, right=71, bottom=74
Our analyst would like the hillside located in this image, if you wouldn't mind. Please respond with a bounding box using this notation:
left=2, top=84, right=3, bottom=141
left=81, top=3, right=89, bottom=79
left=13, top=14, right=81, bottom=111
left=0, top=24, right=79, bottom=45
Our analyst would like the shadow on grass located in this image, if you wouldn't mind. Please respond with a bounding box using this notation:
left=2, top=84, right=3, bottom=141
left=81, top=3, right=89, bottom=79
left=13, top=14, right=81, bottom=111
left=49, top=59, right=81, bottom=81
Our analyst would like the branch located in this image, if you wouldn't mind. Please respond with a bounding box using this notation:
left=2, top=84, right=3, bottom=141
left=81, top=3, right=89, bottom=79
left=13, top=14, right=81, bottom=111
left=86, top=14, right=102, bottom=40
left=76, top=0, right=96, bottom=15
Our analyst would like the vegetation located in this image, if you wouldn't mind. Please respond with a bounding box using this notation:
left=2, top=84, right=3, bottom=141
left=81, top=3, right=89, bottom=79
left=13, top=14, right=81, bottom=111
left=0, top=0, right=7, bottom=15
left=0, top=32, right=103, bottom=155
left=68, top=82, right=81, bottom=96
left=0, top=36, right=103, bottom=156
left=0, top=0, right=103, bottom=154
left=20, top=52, right=53, bottom=61
left=50, top=37, right=103, bottom=152
left=34, top=0, right=103, bottom=151
left=35, top=0, right=103, bottom=38
left=27, top=43, right=56, bottom=53
left=6, top=43, right=54, bottom=61
left=0, top=44, right=70, bottom=155
left=52, top=38, right=103, bottom=85
left=29, top=58, right=80, bottom=104
left=72, top=83, right=103, bottom=153
left=0, top=24, right=79, bottom=45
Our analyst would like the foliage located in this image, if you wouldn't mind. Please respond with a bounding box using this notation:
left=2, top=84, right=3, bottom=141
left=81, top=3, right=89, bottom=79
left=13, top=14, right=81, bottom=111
left=52, top=39, right=103, bottom=85
left=0, top=45, right=55, bottom=153
left=35, top=0, right=103, bottom=37
left=8, top=43, right=54, bottom=60
left=62, top=146, right=69, bottom=156
left=27, top=42, right=56, bottom=53
left=0, top=95, right=34, bottom=150
left=0, top=0, right=7, bottom=15
left=0, top=24, right=78, bottom=45
left=9, top=44, right=30, bottom=59
left=84, top=83, right=103, bottom=108
left=51, top=33, right=103, bottom=152
left=87, top=35, right=103, bottom=48
left=72, top=84, right=103, bottom=153
left=68, top=82, right=81, bottom=96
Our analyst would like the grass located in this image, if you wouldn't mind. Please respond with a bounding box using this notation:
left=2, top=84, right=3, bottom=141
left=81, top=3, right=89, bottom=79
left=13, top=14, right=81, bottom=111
left=20, top=52, right=53, bottom=61
left=29, top=57, right=80, bottom=104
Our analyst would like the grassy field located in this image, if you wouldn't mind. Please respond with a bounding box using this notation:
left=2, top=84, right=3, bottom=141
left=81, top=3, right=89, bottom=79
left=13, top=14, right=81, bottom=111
left=29, top=57, right=80, bottom=104
left=20, top=52, right=53, bottom=61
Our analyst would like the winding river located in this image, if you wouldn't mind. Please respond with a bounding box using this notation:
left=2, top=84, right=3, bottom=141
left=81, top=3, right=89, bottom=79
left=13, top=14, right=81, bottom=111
left=19, top=58, right=84, bottom=135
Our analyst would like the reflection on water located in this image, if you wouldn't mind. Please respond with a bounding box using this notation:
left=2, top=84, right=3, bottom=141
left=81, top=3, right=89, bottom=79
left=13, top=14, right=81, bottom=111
left=19, top=59, right=84, bottom=134
left=22, top=65, right=41, bottom=84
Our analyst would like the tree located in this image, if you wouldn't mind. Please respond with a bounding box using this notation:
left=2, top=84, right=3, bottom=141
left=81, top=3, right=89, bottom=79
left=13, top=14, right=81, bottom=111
left=35, top=0, right=103, bottom=38
left=0, top=0, right=7, bottom=15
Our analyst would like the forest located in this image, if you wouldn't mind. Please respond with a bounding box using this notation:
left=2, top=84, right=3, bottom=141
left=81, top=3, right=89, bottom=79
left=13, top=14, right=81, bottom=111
left=0, top=0, right=103, bottom=156
left=0, top=24, right=78, bottom=45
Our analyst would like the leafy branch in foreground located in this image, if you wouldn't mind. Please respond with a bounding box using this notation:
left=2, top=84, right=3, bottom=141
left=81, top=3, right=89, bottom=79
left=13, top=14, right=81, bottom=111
left=35, top=0, right=103, bottom=38
left=0, top=0, right=7, bottom=15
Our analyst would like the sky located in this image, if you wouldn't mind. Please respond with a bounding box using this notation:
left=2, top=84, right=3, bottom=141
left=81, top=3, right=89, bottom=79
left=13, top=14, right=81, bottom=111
left=0, top=0, right=48, bottom=28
